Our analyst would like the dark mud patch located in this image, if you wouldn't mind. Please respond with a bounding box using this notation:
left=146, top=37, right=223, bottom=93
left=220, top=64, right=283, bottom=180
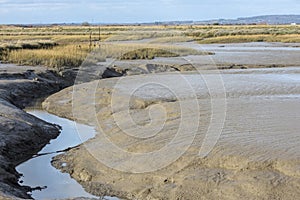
left=0, top=65, right=75, bottom=199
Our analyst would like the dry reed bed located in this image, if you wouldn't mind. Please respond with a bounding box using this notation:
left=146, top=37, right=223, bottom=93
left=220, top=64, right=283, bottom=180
left=2, top=45, right=88, bottom=68
left=198, top=34, right=300, bottom=43
left=1, top=25, right=299, bottom=43
left=2, top=43, right=209, bottom=68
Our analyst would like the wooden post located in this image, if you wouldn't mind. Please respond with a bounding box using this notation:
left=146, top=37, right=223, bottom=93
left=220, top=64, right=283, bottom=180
left=98, top=26, right=101, bottom=41
left=89, top=31, right=92, bottom=51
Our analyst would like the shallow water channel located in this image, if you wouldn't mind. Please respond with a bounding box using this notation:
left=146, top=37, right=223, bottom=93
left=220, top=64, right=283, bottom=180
left=16, top=110, right=118, bottom=200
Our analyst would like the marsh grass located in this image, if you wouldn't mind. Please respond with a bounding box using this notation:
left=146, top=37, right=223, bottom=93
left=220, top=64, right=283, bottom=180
left=3, top=42, right=208, bottom=68
left=1, top=24, right=298, bottom=68
left=0, top=35, right=109, bottom=44
left=0, top=40, right=57, bottom=50
left=3, top=45, right=89, bottom=69
left=149, top=36, right=195, bottom=43
left=184, top=25, right=300, bottom=43
left=198, top=34, right=300, bottom=44
left=98, top=43, right=212, bottom=59
left=1, top=25, right=299, bottom=44
left=119, top=48, right=178, bottom=60
left=0, top=40, right=58, bottom=61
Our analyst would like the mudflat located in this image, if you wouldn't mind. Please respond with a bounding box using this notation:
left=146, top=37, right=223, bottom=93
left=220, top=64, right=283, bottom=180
left=0, top=41, right=299, bottom=199
left=43, top=65, right=300, bottom=199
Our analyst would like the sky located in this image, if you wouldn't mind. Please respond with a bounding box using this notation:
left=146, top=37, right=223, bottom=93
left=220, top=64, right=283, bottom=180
left=0, top=0, right=299, bottom=24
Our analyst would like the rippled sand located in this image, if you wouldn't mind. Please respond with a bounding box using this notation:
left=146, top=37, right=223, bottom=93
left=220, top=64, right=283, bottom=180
left=42, top=66, right=300, bottom=199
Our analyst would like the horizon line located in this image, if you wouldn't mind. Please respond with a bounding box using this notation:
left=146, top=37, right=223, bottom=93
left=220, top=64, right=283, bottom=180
left=1, top=14, right=299, bottom=26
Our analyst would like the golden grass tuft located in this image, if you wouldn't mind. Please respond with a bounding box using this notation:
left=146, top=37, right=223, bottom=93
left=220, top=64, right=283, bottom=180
left=3, top=45, right=89, bottom=69
left=97, top=43, right=212, bottom=59
left=119, top=48, right=178, bottom=60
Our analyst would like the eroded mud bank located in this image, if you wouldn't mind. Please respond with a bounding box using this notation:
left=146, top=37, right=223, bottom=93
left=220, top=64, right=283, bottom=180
left=0, top=65, right=76, bottom=199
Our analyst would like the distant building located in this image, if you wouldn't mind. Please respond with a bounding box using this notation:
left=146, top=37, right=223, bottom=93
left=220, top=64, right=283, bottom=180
left=291, top=23, right=297, bottom=25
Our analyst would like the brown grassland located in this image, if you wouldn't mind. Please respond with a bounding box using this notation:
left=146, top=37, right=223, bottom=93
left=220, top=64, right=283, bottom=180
left=0, top=24, right=299, bottom=68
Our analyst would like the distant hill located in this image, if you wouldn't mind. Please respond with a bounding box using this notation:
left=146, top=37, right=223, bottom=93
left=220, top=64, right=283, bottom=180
left=6, top=15, right=300, bottom=26
left=195, top=15, right=300, bottom=25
